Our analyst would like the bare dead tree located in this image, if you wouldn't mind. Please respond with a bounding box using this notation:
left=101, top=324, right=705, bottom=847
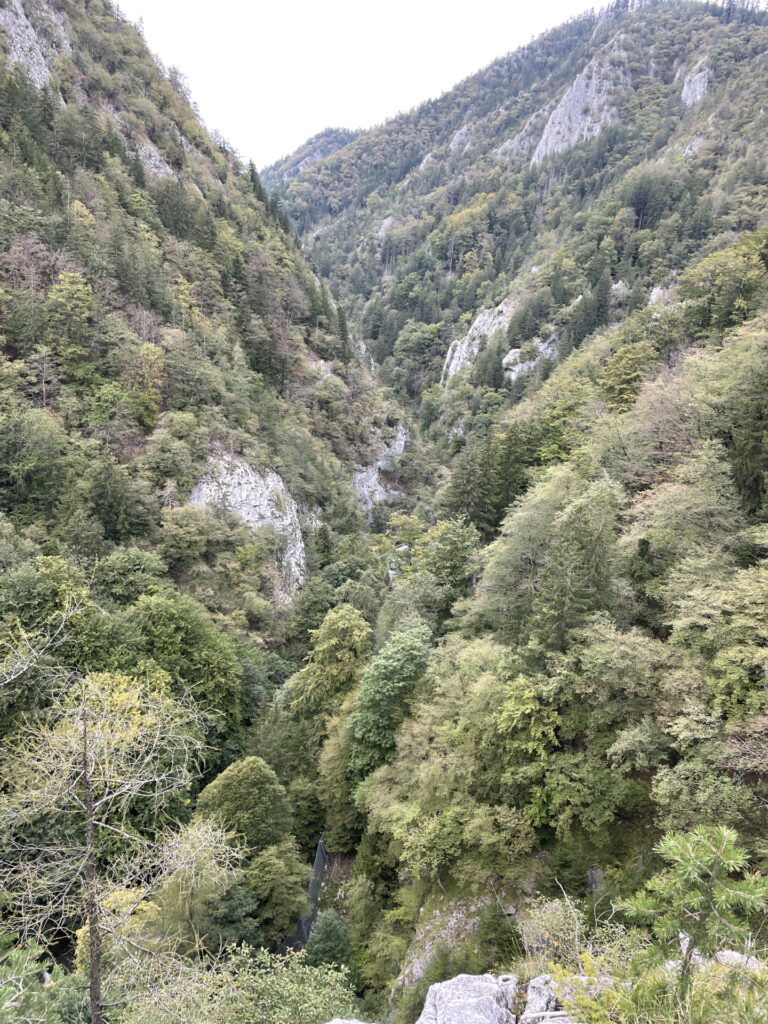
left=0, top=671, right=210, bottom=1024
left=0, top=596, right=84, bottom=702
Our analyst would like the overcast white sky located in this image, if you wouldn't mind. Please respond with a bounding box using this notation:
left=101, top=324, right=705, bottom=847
left=115, top=0, right=597, bottom=169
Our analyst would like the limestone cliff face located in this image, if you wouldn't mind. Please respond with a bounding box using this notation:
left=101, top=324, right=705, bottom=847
left=441, top=296, right=516, bottom=385
left=188, top=454, right=308, bottom=603
left=351, top=425, right=409, bottom=515
left=530, top=48, right=630, bottom=165
left=503, top=334, right=558, bottom=382
left=449, top=123, right=474, bottom=152
left=0, top=0, right=71, bottom=88
left=680, top=58, right=712, bottom=105
left=495, top=104, right=555, bottom=162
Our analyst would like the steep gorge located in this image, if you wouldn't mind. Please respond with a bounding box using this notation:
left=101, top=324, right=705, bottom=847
left=3, top=2, right=768, bottom=1023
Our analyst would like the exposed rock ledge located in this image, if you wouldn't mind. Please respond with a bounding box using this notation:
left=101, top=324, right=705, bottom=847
left=441, top=296, right=516, bottom=385
left=188, top=453, right=307, bottom=603
left=352, top=425, right=409, bottom=516
left=0, top=0, right=71, bottom=88
left=323, top=972, right=584, bottom=1024
left=531, top=48, right=629, bottom=165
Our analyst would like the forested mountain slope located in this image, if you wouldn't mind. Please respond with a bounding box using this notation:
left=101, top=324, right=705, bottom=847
left=276, top=0, right=768, bottom=428
left=4, top=2, right=768, bottom=1024
left=0, top=0, right=404, bottom=641
left=264, top=2, right=768, bottom=1021
left=0, top=3, right=400, bottom=1020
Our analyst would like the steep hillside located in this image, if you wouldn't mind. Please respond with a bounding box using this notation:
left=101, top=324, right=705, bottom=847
left=5, top=3, right=768, bottom=1024
left=277, top=1, right=768, bottom=440
left=0, top=3, right=403, bottom=1013
left=258, top=2, right=768, bottom=1022
left=0, top=0, right=406, bottom=632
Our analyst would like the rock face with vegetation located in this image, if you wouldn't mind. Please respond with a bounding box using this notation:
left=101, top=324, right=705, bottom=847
left=441, top=296, right=516, bottom=383
left=4, top=3, right=768, bottom=1024
left=351, top=424, right=410, bottom=514
left=0, top=0, right=71, bottom=86
left=188, top=453, right=308, bottom=600
left=530, top=47, right=630, bottom=164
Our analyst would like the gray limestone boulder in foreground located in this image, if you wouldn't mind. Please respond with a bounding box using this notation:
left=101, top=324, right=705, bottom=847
left=521, top=974, right=583, bottom=1023
left=519, top=974, right=559, bottom=1022
left=415, top=973, right=518, bottom=1024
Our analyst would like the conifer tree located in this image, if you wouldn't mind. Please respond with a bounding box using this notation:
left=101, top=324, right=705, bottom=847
left=623, top=826, right=768, bottom=999
left=306, top=910, right=351, bottom=969
left=46, top=272, right=94, bottom=380
left=348, top=624, right=431, bottom=781
left=288, top=604, right=372, bottom=724
left=247, top=159, right=267, bottom=203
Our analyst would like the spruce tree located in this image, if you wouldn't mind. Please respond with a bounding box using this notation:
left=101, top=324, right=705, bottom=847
left=247, top=159, right=267, bottom=203
left=306, top=911, right=351, bottom=969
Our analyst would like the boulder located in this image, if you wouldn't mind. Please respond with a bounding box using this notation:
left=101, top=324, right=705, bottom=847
left=415, top=973, right=517, bottom=1024
left=519, top=974, right=558, bottom=1022
left=520, top=974, right=591, bottom=1024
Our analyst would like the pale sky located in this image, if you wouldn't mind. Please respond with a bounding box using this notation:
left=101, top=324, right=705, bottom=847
left=115, top=0, right=597, bottom=169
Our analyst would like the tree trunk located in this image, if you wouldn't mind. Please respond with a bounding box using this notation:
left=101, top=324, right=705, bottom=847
left=82, top=718, right=103, bottom=1024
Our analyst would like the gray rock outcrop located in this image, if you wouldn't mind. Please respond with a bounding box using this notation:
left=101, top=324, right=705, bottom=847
left=415, top=973, right=518, bottom=1024
left=352, top=426, right=409, bottom=515
left=648, top=284, right=670, bottom=306
left=136, top=138, right=175, bottom=179
left=519, top=974, right=589, bottom=1024
left=441, top=296, right=516, bottom=384
left=680, top=59, right=711, bottom=106
left=519, top=974, right=559, bottom=1022
left=397, top=897, right=492, bottom=992
left=531, top=49, right=629, bottom=165
left=376, top=215, right=396, bottom=239
left=503, top=334, right=558, bottom=382
left=188, top=453, right=307, bottom=602
left=677, top=933, right=765, bottom=974
left=714, top=949, right=764, bottom=972
left=0, top=0, right=71, bottom=87
left=495, top=105, right=555, bottom=162
left=449, top=124, right=474, bottom=151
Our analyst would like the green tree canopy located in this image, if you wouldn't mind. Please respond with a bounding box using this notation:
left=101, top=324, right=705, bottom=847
left=194, top=756, right=292, bottom=855
left=348, top=623, right=432, bottom=782
left=288, top=604, right=372, bottom=723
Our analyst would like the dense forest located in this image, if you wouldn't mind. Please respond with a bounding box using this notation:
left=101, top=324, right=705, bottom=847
left=3, top=1, right=768, bottom=1022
